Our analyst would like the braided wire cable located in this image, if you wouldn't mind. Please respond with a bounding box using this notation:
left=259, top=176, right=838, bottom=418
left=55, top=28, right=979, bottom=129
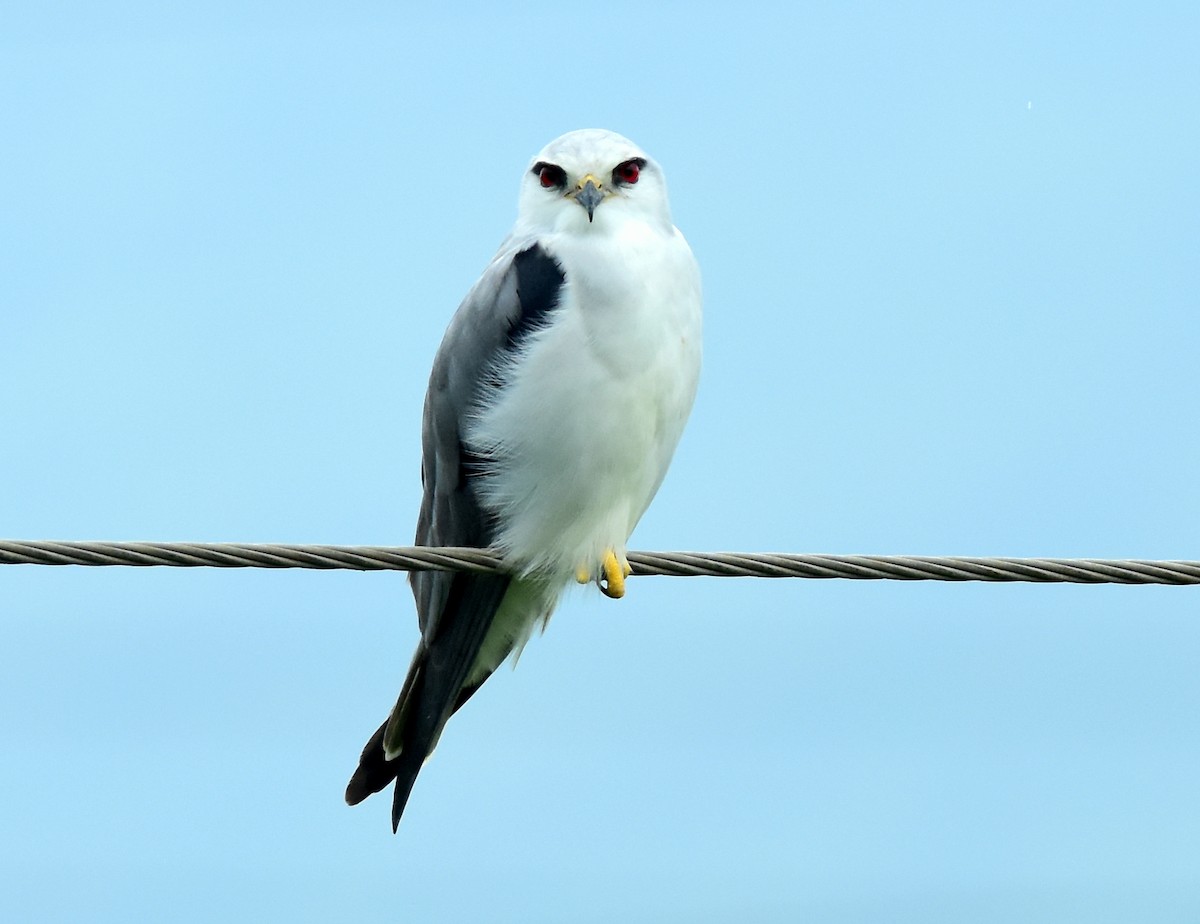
left=1, top=540, right=1198, bottom=585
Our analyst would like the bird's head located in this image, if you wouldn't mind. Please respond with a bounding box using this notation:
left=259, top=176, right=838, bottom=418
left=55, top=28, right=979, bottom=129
left=516, top=129, right=673, bottom=235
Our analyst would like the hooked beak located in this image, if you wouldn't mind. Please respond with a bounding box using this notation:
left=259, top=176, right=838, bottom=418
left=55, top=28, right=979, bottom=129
left=573, top=174, right=604, bottom=222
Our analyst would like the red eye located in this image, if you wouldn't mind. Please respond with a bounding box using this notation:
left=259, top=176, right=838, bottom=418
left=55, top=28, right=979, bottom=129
left=534, top=162, right=566, bottom=189
left=614, top=159, right=641, bottom=185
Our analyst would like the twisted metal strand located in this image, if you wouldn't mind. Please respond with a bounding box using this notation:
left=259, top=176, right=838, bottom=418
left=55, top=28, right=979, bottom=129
left=1, top=540, right=1197, bottom=585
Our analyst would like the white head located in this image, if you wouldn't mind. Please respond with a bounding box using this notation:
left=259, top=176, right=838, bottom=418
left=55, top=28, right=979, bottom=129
left=516, top=129, right=674, bottom=235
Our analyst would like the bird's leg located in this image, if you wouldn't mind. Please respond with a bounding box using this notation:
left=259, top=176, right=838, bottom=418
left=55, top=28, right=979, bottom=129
left=599, top=549, right=632, bottom=599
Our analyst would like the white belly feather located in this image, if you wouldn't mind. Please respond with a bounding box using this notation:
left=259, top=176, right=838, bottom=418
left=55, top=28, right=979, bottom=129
left=463, top=220, right=700, bottom=683
left=469, top=223, right=701, bottom=578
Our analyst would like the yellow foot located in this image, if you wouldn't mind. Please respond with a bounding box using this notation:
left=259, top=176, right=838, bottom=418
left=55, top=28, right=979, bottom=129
left=599, top=549, right=632, bottom=599
left=575, top=565, right=590, bottom=585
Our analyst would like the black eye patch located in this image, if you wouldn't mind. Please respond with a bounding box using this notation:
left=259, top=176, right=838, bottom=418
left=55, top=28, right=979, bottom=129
left=531, top=161, right=567, bottom=189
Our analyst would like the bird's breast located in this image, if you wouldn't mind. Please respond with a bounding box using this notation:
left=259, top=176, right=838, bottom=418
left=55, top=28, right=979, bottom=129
left=467, top=226, right=701, bottom=576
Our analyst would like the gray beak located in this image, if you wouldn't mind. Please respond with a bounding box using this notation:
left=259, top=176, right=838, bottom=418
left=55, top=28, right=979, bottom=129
left=575, top=177, right=603, bottom=222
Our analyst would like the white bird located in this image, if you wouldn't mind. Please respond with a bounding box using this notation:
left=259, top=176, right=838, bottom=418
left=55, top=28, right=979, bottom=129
left=345, top=129, right=703, bottom=830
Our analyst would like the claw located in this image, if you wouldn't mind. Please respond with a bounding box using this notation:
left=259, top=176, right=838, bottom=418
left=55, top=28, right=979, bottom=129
left=600, top=549, right=630, bottom=599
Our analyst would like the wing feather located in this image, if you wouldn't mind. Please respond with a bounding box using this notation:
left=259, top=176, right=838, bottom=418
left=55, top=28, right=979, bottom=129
left=346, top=239, right=567, bottom=829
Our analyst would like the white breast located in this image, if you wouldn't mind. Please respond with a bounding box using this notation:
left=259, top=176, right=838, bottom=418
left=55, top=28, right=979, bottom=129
left=468, top=220, right=702, bottom=578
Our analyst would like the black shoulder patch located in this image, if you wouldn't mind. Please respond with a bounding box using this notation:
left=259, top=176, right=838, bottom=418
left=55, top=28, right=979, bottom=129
left=507, top=245, right=565, bottom=351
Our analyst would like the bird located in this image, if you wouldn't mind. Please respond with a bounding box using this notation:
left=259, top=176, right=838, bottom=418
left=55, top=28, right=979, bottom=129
left=345, top=129, right=703, bottom=831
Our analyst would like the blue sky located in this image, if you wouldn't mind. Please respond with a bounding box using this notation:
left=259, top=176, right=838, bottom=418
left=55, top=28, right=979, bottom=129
left=3, top=3, right=1198, bottom=921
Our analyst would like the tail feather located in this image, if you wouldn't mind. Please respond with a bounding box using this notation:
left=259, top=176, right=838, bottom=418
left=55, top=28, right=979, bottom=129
left=388, top=748, right=426, bottom=832
left=345, top=646, right=428, bottom=807
left=344, top=719, right=392, bottom=806
left=345, top=572, right=512, bottom=829
left=343, top=718, right=430, bottom=832
left=344, top=681, right=461, bottom=830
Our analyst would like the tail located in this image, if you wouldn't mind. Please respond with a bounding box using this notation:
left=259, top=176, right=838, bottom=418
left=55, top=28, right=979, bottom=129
left=344, top=648, right=507, bottom=831
left=344, top=646, right=436, bottom=832
left=344, top=720, right=430, bottom=832
left=345, top=570, right=513, bottom=830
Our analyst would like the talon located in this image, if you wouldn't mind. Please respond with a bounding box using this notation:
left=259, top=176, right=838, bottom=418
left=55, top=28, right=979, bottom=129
left=600, top=549, right=628, bottom=599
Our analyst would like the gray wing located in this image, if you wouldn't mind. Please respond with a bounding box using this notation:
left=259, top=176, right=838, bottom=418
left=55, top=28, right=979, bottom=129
left=345, top=238, right=567, bottom=830
left=411, top=237, right=568, bottom=637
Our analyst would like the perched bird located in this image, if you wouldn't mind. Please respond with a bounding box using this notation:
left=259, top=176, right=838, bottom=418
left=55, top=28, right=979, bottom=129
left=345, top=129, right=703, bottom=831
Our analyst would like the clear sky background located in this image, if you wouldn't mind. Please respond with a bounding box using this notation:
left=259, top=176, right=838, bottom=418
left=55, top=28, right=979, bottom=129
left=3, top=3, right=1198, bottom=921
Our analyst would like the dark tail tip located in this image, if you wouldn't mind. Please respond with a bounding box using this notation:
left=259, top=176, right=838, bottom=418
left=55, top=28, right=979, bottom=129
left=345, top=774, right=371, bottom=807
left=345, top=719, right=396, bottom=807
left=345, top=718, right=422, bottom=833
left=390, top=767, right=420, bottom=832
